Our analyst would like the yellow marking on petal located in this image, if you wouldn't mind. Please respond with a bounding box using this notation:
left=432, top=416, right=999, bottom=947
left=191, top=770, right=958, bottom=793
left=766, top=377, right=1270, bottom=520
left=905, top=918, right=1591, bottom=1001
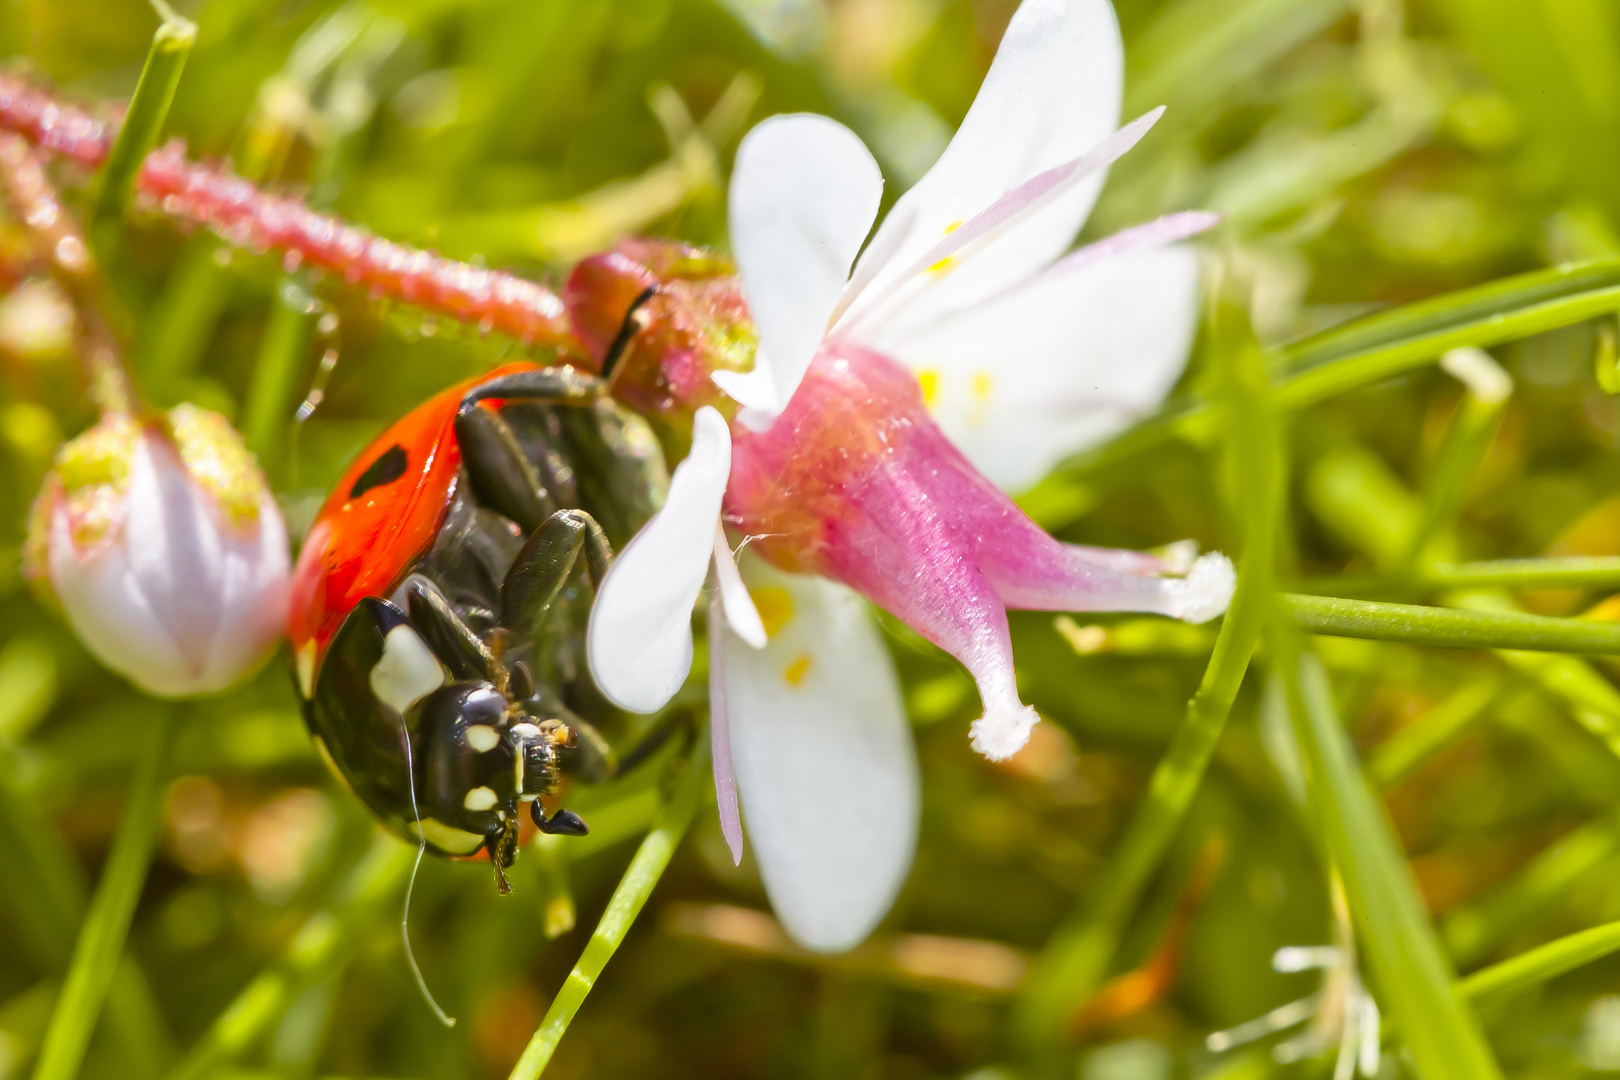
left=972, top=371, right=993, bottom=401
left=749, top=587, right=793, bottom=639
left=917, top=369, right=939, bottom=407
left=927, top=255, right=956, bottom=275
left=969, top=371, right=994, bottom=428
left=943, top=219, right=964, bottom=235
left=782, top=653, right=812, bottom=686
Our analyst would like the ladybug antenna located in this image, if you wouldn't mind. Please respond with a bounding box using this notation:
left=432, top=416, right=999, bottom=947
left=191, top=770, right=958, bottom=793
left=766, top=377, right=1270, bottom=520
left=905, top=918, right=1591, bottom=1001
left=599, top=284, right=657, bottom=386
left=396, top=713, right=458, bottom=1028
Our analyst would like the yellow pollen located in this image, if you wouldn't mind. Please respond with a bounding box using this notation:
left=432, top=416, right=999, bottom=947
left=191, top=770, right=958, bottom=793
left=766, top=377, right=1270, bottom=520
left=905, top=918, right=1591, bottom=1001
left=943, top=219, right=964, bottom=234
left=972, top=371, right=993, bottom=401
left=927, top=255, right=955, bottom=275
left=749, top=587, right=793, bottom=638
left=918, top=369, right=939, bottom=407
left=783, top=654, right=812, bottom=686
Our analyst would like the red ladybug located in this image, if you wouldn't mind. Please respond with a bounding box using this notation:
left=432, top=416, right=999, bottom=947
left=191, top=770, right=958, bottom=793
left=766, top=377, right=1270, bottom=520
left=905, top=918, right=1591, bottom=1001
left=287, top=360, right=665, bottom=890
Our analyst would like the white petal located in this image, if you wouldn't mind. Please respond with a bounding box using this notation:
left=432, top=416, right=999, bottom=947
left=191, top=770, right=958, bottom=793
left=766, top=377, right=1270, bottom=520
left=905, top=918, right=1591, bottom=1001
left=729, top=114, right=883, bottom=406
left=724, top=555, right=919, bottom=952
left=707, top=591, right=745, bottom=865
left=587, top=407, right=731, bottom=712
left=48, top=497, right=194, bottom=694
left=123, top=434, right=227, bottom=674
left=838, top=109, right=1162, bottom=345
left=836, top=0, right=1124, bottom=334
left=889, top=244, right=1201, bottom=492
left=198, top=490, right=290, bottom=692
left=712, top=526, right=765, bottom=649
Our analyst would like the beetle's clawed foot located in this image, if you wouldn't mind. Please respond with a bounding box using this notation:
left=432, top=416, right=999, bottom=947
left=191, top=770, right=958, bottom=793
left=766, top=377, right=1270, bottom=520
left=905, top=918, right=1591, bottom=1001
left=486, top=815, right=522, bottom=894
left=532, top=802, right=589, bottom=836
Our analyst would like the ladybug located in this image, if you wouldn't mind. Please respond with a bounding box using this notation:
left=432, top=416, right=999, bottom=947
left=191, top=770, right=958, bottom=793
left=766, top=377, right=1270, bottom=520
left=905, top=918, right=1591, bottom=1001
left=288, top=359, right=666, bottom=891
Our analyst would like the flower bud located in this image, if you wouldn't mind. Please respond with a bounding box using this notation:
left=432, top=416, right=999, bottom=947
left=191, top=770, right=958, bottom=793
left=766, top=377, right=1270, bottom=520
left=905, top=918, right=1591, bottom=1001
left=23, top=404, right=290, bottom=696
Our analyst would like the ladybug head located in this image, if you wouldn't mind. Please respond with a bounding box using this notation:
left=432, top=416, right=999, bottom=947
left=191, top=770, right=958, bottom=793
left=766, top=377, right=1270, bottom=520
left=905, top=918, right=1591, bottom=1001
left=413, top=679, right=587, bottom=854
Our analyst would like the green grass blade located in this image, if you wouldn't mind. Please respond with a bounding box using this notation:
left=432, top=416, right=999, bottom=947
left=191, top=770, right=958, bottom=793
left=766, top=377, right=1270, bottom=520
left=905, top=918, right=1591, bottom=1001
left=31, top=707, right=179, bottom=1080
left=1460, top=919, right=1620, bottom=1007
left=1286, top=593, right=1620, bottom=654
left=508, top=738, right=711, bottom=1080
left=1276, top=650, right=1502, bottom=1079
left=242, top=276, right=316, bottom=478
left=88, top=2, right=195, bottom=254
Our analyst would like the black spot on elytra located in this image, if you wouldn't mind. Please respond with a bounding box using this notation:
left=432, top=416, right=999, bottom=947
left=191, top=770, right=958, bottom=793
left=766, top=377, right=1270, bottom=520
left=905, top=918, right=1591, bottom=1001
left=350, top=444, right=408, bottom=500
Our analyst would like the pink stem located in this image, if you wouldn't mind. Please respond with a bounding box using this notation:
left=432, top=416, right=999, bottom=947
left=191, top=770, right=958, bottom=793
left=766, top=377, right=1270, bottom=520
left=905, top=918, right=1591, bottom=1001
left=0, top=76, right=578, bottom=351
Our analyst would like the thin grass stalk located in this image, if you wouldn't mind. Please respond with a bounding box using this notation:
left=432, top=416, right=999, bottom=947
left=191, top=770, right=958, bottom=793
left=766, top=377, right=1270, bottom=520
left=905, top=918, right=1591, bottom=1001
left=1011, top=285, right=1281, bottom=1060
left=1273, top=649, right=1501, bottom=1078
left=87, top=1, right=195, bottom=258
left=508, top=737, right=711, bottom=1080
left=1286, top=593, right=1620, bottom=653
left=0, top=765, right=169, bottom=1077
left=31, top=706, right=179, bottom=1080
left=1460, top=919, right=1620, bottom=1007
left=243, top=275, right=316, bottom=475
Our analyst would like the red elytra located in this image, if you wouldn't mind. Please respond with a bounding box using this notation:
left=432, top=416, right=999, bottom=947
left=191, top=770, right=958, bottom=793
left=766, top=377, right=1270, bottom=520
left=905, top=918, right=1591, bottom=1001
left=287, top=361, right=540, bottom=695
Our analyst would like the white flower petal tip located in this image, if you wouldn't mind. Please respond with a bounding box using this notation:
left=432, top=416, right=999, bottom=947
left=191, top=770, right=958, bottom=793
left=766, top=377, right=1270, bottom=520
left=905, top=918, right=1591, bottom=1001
left=586, top=407, right=732, bottom=713
left=1165, top=553, right=1236, bottom=624
left=730, top=114, right=883, bottom=404
left=1153, top=539, right=1201, bottom=575
left=969, top=703, right=1042, bottom=762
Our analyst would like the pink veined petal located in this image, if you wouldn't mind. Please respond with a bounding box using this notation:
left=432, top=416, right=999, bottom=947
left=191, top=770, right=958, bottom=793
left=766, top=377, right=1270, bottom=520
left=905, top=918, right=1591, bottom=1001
left=723, top=555, right=919, bottom=951
left=884, top=243, right=1203, bottom=492
left=712, top=524, right=766, bottom=649
left=835, top=108, right=1164, bottom=345
left=587, top=406, right=731, bottom=713
left=707, top=590, right=745, bottom=866
left=729, top=114, right=883, bottom=409
left=1033, top=209, right=1219, bottom=283
left=836, top=0, right=1126, bottom=331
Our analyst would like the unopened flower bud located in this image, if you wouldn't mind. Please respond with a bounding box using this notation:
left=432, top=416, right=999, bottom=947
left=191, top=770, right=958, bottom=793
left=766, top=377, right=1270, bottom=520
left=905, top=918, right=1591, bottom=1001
left=24, top=404, right=289, bottom=696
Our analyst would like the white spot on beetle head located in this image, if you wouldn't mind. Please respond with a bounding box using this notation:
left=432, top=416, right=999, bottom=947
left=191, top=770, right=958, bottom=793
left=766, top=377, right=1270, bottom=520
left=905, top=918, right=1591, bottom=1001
left=464, top=724, right=500, bottom=753
left=369, top=625, right=445, bottom=715
left=463, top=786, right=498, bottom=812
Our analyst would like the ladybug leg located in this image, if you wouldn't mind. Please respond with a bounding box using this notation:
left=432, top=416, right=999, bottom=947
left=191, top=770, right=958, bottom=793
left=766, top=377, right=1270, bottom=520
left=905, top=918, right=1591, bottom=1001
left=456, top=406, right=558, bottom=534
left=403, top=576, right=496, bottom=681
left=484, top=812, right=522, bottom=895
left=499, top=509, right=612, bottom=640
left=458, top=366, right=605, bottom=410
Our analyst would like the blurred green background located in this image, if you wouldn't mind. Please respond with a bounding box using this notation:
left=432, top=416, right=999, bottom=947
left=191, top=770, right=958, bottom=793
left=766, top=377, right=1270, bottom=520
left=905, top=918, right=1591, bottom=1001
left=6, top=0, right=1620, bottom=1077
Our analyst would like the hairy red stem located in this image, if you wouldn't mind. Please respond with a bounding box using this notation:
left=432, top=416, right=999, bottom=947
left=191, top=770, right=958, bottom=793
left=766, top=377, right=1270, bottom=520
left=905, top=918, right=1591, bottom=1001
left=0, top=75, right=578, bottom=351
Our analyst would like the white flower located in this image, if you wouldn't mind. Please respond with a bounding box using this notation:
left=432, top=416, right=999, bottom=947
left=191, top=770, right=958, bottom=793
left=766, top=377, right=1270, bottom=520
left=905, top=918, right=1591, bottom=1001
left=25, top=405, right=291, bottom=697
left=587, top=0, right=1229, bottom=952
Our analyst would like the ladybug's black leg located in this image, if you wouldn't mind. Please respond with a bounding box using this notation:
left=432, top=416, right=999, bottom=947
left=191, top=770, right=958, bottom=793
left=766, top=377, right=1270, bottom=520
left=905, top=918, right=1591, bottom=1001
left=485, top=813, right=522, bottom=894
left=403, top=576, right=496, bottom=681
left=499, top=509, right=612, bottom=640
left=459, top=367, right=605, bottom=411
left=456, top=406, right=558, bottom=534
